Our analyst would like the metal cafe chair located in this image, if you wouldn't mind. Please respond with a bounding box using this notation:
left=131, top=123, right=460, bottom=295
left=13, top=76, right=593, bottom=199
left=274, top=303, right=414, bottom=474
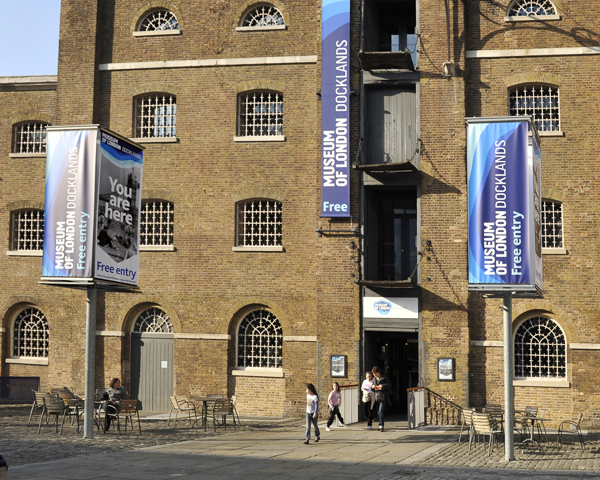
left=212, top=398, right=237, bottom=432
left=470, top=413, right=502, bottom=456
left=458, top=408, right=474, bottom=444
left=168, top=395, right=197, bottom=428
left=558, top=413, right=585, bottom=450
left=37, top=396, right=69, bottom=435
left=28, top=391, right=47, bottom=424
left=105, top=399, right=142, bottom=435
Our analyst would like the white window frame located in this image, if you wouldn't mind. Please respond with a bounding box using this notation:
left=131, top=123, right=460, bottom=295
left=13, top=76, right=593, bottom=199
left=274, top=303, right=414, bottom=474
left=234, top=199, right=283, bottom=251
left=133, top=307, right=174, bottom=333
left=509, top=84, right=562, bottom=136
left=8, top=307, right=49, bottom=365
left=505, top=0, right=560, bottom=22
left=542, top=199, right=566, bottom=255
left=8, top=209, right=44, bottom=257
left=514, top=315, right=567, bottom=384
left=11, top=121, right=49, bottom=157
left=139, top=200, right=175, bottom=251
left=237, top=4, right=286, bottom=32
left=135, top=9, right=181, bottom=37
left=132, top=93, right=177, bottom=142
left=235, top=91, right=285, bottom=142
left=236, top=310, right=283, bottom=370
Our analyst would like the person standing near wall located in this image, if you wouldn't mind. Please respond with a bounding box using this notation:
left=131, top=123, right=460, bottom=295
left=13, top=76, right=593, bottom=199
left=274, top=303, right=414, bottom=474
left=371, top=366, right=391, bottom=432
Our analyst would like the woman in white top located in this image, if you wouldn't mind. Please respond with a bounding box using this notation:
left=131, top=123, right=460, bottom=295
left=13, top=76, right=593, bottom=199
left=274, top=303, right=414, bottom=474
left=304, top=383, right=321, bottom=444
left=361, top=371, right=375, bottom=429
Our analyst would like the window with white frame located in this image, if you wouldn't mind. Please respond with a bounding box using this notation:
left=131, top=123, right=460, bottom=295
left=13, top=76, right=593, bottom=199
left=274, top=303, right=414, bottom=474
left=13, top=122, right=49, bottom=154
left=13, top=307, right=49, bottom=358
left=237, top=310, right=283, bottom=368
left=514, top=316, right=566, bottom=379
left=509, top=84, right=560, bottom=133
left=508, top=0, right=557, bottom=17
left=138, top=9, right=179, bottom=31
left=133, top=307, right=173, bottom=333
left=242, top=4, right=284, bottom=27
left=11, top=209, right=44, bottom=251
left=238, top=91, right=283, bottom=137
left=542, top=200, right=563, bottom=249
left=134, top=93, right=177, bottom=138
left=140, top=201, right=174, bottom=246
left=236, top=200, right=282, bottom=247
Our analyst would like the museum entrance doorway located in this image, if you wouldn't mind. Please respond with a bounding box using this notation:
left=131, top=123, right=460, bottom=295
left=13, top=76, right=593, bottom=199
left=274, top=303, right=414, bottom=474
left=364, top=331, right=419, bottom=415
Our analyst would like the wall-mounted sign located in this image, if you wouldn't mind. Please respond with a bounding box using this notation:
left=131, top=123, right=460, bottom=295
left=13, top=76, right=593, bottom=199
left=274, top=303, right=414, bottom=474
left=330, top=355, right=347, bottom=378
left=320, top=0, right=350, bottom=217
left=363, top=297, right=418, bottom=319
left=438, top=358, right=455, bottom=382
left=42, top=125, right=143, bottom=287
left=466, top=117, right=542, bottom=293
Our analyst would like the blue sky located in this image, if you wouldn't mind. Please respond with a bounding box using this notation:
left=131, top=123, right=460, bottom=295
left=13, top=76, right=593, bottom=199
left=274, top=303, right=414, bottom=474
left=0, top=0, right=61, bottom=76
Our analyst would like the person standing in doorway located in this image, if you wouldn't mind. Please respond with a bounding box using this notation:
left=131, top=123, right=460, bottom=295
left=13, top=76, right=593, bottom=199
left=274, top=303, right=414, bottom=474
left=326, top=382, right=347, bottom=431
left=304, top=383, right=321, bottom=444
left=371, top=366, right=391, bottom=432
left=361, top=371, right=375, bottom=429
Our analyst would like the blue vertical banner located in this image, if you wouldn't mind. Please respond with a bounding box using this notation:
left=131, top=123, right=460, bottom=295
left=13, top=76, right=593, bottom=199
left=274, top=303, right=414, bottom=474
left=467, top=118, right=542, bottom=292
left=321, top=0, right=350, bottom=217
left=42, top=126, right=143, bottom=287
left=42, top=128, right=98, bottom=279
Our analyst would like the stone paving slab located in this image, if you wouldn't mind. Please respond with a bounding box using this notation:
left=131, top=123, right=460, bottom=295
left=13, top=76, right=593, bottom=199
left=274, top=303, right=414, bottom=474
left=4, top=405, right=600, bottom=479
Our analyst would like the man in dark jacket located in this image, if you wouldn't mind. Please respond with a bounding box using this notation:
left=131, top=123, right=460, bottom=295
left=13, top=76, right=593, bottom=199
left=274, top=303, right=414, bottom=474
left=371, top=366, right=391, bottom=432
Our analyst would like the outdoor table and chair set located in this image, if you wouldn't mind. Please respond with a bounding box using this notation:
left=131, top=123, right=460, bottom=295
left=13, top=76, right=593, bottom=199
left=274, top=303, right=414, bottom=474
left=459, top=403, right=586, bottom=456
left=28, top=387, right=141, bottom=435
left=168, top=394, right=240, bottom=431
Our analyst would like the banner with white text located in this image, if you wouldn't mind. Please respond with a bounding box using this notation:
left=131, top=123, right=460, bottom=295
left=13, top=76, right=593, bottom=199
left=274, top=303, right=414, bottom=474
left=94, top=130, right=143, bottom=286
left=467, top=118, right=542, bottom=292
left=42, top=128, right=98, bottom=279
left=320, top=0, right=350, bottom=217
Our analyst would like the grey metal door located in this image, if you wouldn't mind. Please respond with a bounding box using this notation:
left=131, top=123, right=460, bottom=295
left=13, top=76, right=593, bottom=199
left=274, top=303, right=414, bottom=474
left=131, top=333, right=174, bottom=411
left=366, top=88, right=417, bottom=165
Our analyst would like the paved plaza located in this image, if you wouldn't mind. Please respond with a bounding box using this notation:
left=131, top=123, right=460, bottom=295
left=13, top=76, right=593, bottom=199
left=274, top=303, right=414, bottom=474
left=2, top=405, right=600, bottom=479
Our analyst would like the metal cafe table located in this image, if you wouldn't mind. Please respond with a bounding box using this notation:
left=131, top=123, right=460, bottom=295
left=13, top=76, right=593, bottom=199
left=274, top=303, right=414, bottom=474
left=190, top=396, right=224, bottom=430
left=517, top=414, right=550, bottom=452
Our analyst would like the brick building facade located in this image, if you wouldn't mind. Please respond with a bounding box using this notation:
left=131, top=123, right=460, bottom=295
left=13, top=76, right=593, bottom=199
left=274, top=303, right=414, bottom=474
left=1, top=0, right=599, bottom=426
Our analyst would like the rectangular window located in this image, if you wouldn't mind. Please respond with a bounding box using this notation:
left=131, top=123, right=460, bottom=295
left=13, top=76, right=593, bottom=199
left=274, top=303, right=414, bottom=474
left=135, top=94, right=177, bottom=138
left=542, top=200, right=563, bottom=249
left=364, top=189, right=418, bottom=282
left=13, top=122, right=49, bottom=154
left=509, top=85, right=560, bottom=133
left=11, top=210, right=44, bottom=251
left=140, top=201, right=174, bottom=246
left=236, top=200, right=282, bottom=247
left=238, top=92, right=283, bottom=137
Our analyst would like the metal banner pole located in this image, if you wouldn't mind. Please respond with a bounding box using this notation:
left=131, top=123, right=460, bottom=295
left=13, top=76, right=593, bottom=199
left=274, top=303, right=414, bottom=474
left=504, top=294, right=515, bottom=461
left=83, top=284, right=97, bottom=439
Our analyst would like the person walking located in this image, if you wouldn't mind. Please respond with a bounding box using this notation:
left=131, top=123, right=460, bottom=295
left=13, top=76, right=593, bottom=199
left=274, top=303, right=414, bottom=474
left=304, top=383, right=321, bottom=444
left=371, top=366, right=391, bottom=432
left=361, top=371, right=375, bottom=429
left=325, top=382, right=347, bottom=431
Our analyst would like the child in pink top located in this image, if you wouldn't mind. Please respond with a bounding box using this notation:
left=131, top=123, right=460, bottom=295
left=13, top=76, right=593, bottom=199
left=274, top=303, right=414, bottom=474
left=325, top=382, right=347, bottom=431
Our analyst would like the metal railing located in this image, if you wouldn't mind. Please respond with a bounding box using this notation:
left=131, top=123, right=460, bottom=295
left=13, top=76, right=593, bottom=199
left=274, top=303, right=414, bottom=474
left=407, top=386, right=462, bottom=426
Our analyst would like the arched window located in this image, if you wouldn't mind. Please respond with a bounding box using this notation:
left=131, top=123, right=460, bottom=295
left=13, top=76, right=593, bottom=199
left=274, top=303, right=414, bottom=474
left=238, top=91, right=283, bottom=137
left=514, top=316, right=566, bottom=379
left=140, top=201, right=174, bottom=246
left=241, top=4, right=285, bottom=27
left=12, top=121, right=50, bottom=154
left=542, top=200, right=563, bottom=249
left=236, top=200, right=282, bottom=247
left=11, top=209, right=44, bottom=251
left=138, top=9, right=179, bottom=31
left=134, top=93, right=177, bottom=138
left=509, top=84, right=560, bottom=133
left=13, top=307, right=49, bottom=358
left=237, top=310, right=283, bottom=368
left=508, top=0, right=557, bottom=17
left=133, top=307, right=173, bottom=333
